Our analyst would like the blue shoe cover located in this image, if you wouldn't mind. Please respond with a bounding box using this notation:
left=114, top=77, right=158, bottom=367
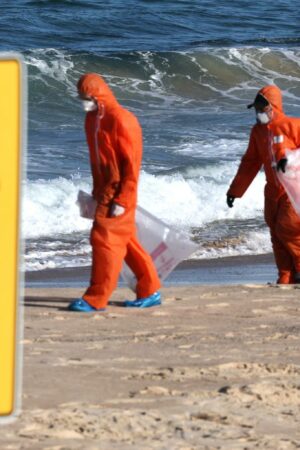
left=68, top=298, right=105, bottom=312
left=125, top=291, right=161, bottom=308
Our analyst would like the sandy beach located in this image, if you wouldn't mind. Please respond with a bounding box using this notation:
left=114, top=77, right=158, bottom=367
left=2, top=1, right=300, bottom=448
left=1, top=282, right=300, bottom=449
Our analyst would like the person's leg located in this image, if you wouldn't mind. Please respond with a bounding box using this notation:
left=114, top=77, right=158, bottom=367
left=82, top=211, right=134, bottom=309
left=270, top=229, right=294, bottom=284
left=265, top=196, right=294, bottom=284
left=124, top=234, right=161, bottom=299
left=276, top=194, right=300, bottom=283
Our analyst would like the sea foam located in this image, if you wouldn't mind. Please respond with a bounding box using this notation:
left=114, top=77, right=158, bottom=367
left=23, top=161, right=265, bottom=239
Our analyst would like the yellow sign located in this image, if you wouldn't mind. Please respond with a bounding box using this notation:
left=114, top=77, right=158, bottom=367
left=0, top=55, right=25, bottom=420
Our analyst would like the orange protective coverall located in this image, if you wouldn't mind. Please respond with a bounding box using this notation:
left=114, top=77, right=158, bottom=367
left=77, top=73, right=161, bottom=308
left=227, top=85, right=300, bottom=284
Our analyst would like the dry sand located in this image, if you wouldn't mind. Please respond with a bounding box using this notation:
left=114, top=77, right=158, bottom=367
left=1, top=284, right=300, bottom=449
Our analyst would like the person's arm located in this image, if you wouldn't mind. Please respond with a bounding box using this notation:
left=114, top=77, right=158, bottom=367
left=113, top=114, right=142, bottom=210
left=227, top=128, right=262, bottom=199
left=85, top=114, right=118, bottom=215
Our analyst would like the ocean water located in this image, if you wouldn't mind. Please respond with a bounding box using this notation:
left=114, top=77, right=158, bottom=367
left=0, top=1, right=299, bottom=271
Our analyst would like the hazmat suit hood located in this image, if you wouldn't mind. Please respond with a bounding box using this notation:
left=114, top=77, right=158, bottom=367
left=77, top=73, right=119, bottom=111
left=258, top=85, right=283, bottom=115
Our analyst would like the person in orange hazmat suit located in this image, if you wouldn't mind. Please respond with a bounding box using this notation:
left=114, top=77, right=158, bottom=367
left=68, top=73, right=161, bottom=311
left=227, top=85, right=300, bottom=284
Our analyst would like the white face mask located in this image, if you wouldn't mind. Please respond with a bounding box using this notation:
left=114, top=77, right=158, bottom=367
left=256, top=111, right=270, bottom=125
left=82, top=99, right=97, bottom=112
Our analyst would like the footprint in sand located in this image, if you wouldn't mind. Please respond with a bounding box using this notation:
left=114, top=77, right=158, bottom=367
left=219, top=380, right=300, bottom=407
left=216, top=362, right=300, bottom=377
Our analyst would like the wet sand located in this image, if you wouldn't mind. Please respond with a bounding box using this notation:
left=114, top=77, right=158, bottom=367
left=1, top=283, right=300, bottom=449
left=25, top=253, right=277, bottom=287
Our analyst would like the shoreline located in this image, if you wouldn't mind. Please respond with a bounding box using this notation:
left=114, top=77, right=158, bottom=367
left=25, top=253, right=277, bottom=287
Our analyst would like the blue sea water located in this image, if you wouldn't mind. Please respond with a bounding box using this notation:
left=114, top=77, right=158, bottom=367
left=0, top=1, right=299, bottom=271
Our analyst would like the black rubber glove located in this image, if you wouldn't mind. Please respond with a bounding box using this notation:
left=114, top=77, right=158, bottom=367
left=276, top=158, right=287, bottom=173
left=226, top=194, right=235, bottom=208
